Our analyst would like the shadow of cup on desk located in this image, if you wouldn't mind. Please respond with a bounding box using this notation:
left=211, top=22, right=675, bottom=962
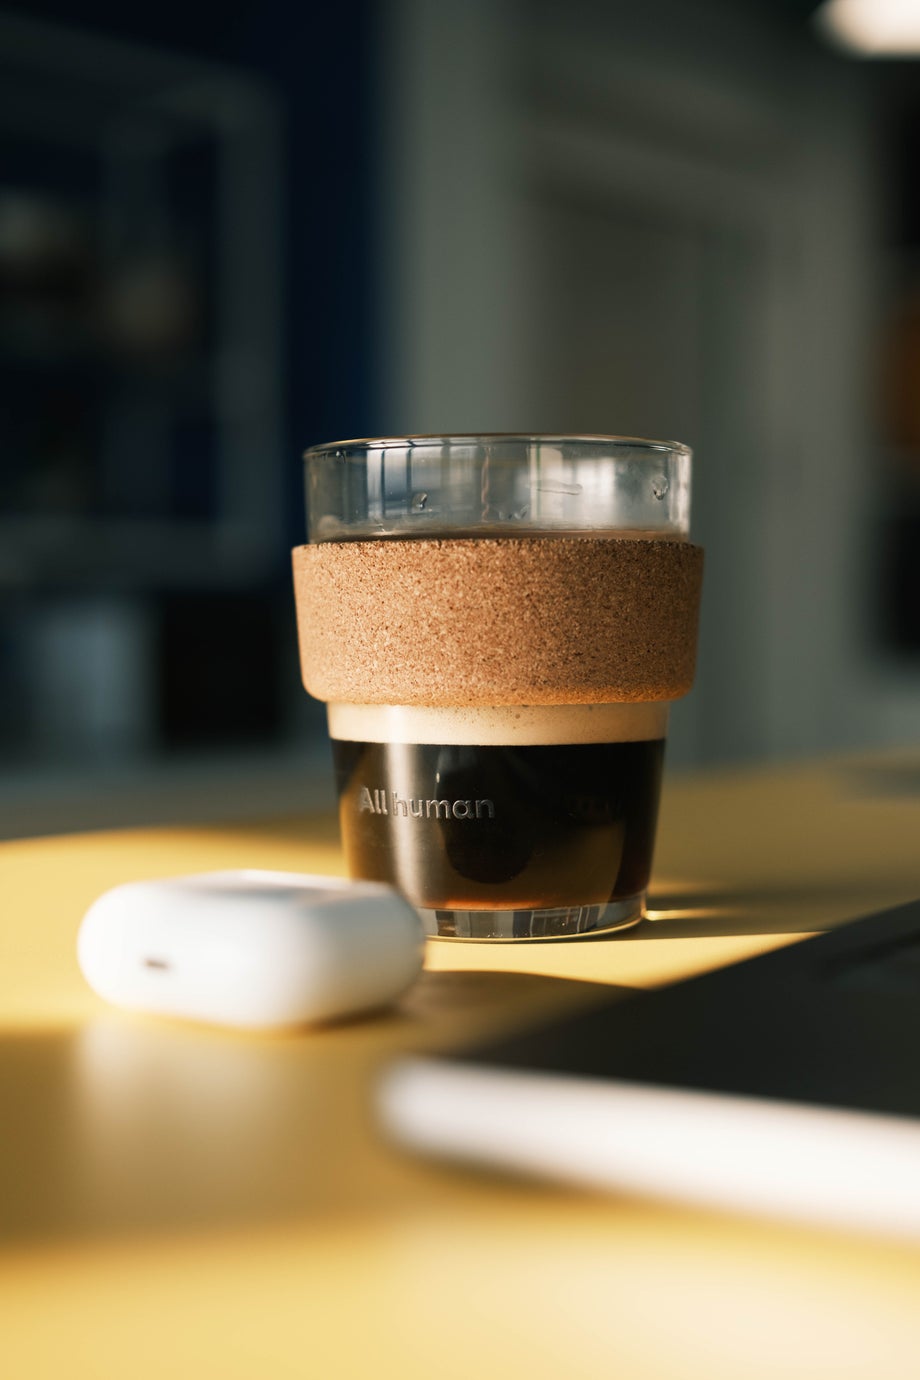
left=639, top=893, right=832, bottom=939
left=639, top=880, right=920, bottom=940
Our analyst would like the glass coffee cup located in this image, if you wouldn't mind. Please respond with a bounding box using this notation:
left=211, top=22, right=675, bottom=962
left=293, top=436, right=702, bottom=940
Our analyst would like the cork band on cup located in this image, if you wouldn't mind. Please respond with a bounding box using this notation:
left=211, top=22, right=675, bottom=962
left=292, top=536, right=703, bottom=707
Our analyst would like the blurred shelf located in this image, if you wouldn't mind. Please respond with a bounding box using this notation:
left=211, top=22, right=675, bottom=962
left=0, top=517, right=280, bottom=589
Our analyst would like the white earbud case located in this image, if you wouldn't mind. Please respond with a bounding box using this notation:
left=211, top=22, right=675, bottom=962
left=78, top=870, right=425, bottom=1030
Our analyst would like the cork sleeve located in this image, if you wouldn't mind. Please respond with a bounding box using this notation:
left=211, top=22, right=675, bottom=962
left=292, top=536, right=703, bottom=707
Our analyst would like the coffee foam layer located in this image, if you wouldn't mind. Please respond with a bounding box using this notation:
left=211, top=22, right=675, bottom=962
left=327, top=702, right=669, bottom=746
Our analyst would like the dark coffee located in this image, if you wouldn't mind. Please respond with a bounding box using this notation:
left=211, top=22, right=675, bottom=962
left=332, top=738, right=665, bottom=926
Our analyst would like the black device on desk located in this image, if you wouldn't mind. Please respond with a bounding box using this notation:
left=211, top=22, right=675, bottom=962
left=379, top=901, right=920, bottom=1239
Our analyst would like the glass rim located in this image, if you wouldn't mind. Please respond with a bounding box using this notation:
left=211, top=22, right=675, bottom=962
left=303, top=433, right=692, bottom=461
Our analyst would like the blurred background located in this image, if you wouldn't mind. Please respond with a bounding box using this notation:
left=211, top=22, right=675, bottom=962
left=1, top=0, right=919, bottom=837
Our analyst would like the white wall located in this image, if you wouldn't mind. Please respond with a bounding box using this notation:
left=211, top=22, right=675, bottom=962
left=376, top=0, right=913, bottom=768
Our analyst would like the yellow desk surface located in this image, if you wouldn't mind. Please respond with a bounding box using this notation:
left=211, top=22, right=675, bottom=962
left=4, top=754, right=920, bottom=1378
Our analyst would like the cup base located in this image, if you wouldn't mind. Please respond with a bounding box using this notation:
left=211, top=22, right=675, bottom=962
left=416, top=894, right=644, bottom=942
